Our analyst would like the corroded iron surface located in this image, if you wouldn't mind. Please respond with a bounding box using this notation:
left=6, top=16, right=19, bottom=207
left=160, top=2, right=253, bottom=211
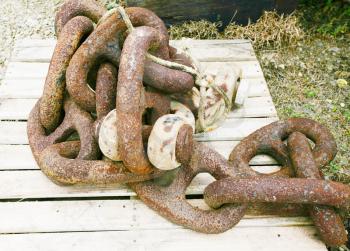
left=288, top=132, right=348, bottom=246
left=28, top=0, right=191, bottom=183
left=40, top=16, right=94, bottom=132
left=27, top=0, right=349, bottom=247
left=132, top=118, right=349, bottom=246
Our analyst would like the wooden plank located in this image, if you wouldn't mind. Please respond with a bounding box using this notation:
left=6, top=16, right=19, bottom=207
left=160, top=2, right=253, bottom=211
left=0, top=199, right=313, bottom=234
left=4, top=61, right=263, bottom=80
left=12, top=39, right=256, bottom=63
left=14, top=38, right=56, bottom=48
left=0, top=78, right=269, bottom=99
left=0, top=167, right=281, bottom=199
left=0, top=143, right=277, bottom=171
left=0, top=96, right=276, bottom=120
left=171, top=40, right=255, bottom=62
left=0, top=117, right=278, bottom=144
left=0, top=99, right=33, bottom=120
left=0, top=170, right=133, bottom=199
left=0, top=122, right=27, bottom=144
left=0, top=227, right=325, bottom=251
left=14, top=39, right=252, bottom=48
left=11, top=45, right=54, bottom=63
left=5, top=62, right=49, bottom=80
left=195, top=117, right=278, bottom=141
left=230, top=96, right=276, bottom=118
left=0, top=78, right=43, bottom=99
left=201, top=61, right=264, bottom=79
left=0, top=145, right=38, bottom=170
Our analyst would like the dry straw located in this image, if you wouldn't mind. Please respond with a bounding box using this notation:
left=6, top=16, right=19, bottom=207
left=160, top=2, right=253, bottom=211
left=170, top=11, right=305, bottom=49
left=169, top=20, right=221, bottom=40
left=224, top=11, right=305, bottom=48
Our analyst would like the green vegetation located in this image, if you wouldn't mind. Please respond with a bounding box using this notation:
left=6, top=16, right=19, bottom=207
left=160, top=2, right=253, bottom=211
left=300, top=0, right=350, bottom=36
left=169, top=0, right=350, bottom=184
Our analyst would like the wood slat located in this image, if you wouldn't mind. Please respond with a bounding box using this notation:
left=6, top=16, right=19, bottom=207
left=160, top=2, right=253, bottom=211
left=0, top=199, right=313, bottom=234
left=0, top=145, right=37, bottom=170
left=201, top=61, right=264, bottom=79
left=0, top=122, right=27, bottom=144
left=0, top=117, right=278, bottom=144
left=13, top=38, right=57, bottom=48
left=0, top=78, right=269, bottom=99
left=12, top=39, right=255, bottom=63
left=194, top=117, right=278, bottom=141
left=0, top=166, right=281, bottom=199
left=0, top=143, right=277, bottom=171
left=0, top=96, right=276, bottom=120
left=5, top=62, right=49, bottom=79
left=13, top=39, right=252, bottom=49
left=4, top=61, right=263, bottom=81
left=0, top=226, right=326, bottom=251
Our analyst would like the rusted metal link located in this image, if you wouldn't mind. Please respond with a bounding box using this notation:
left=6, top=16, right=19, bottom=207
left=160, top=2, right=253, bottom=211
left=288, top=132, right=347, bottom=246
left=204, top=177, right=350, bottom=209
left=30, top=97, right=165, bottom=185
left=95, top=63, right=118, bottom=119
left=28, top=99, right=99, bottom=163
left=143, top=45, right=195, bottom=94
left=144, top=91, right=171, bottom=125
left=228, top=118, right=337, bottom=178
left=39, top=141, right=163, bottom=185
left=55, top=0, right=106, bottom=36
left=117, top=26, right=172, bottom=174
left=131, top=118, right=349, bottom=245
left=198, top=118, right=347, bottom=246
left=39, top=16, right=94, bottom=132
left=129, top=141, right=247, bottom=234
left=66, top=7, right=194, bottom=112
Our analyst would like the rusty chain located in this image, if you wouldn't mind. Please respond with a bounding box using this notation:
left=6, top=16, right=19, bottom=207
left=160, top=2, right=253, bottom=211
left=27, top=0, right=349, bottom=247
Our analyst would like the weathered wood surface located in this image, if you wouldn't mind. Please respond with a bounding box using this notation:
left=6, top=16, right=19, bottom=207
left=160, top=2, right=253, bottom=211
left=0, top=39, right=327, bottom=251
left=126, top=0, right=298, bottom=27
left=0, top=227, right=324, bottom=251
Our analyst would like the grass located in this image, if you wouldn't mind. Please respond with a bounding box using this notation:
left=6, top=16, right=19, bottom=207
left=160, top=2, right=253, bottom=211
left=169, top=1, right=350, bottom=185
left=260, top=36, right=350, bottom=183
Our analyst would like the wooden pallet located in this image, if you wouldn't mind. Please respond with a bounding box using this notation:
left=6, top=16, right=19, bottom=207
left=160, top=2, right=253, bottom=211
left=0, top=39, right=327, bottom=250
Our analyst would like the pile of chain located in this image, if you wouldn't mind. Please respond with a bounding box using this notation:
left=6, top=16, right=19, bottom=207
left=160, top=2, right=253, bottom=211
left=27, top=0, right=350, bottom=247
